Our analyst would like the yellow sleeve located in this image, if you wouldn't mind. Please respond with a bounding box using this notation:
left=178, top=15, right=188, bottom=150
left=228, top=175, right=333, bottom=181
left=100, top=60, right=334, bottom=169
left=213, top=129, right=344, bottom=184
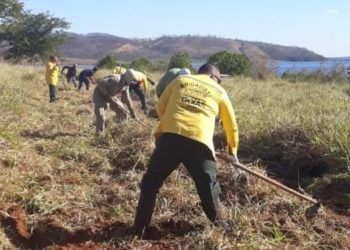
left=156, top=79, right=173, bottom=118
left=47, top=62, right=56, bottom=71
left=219, top=93, right=239, bottom=155
left=141, top=74, right=148, bottom=92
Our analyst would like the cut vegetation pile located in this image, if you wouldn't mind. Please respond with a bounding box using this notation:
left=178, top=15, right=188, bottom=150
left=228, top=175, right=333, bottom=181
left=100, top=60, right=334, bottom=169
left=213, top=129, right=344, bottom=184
left=0, top=63, right=349, bottom=249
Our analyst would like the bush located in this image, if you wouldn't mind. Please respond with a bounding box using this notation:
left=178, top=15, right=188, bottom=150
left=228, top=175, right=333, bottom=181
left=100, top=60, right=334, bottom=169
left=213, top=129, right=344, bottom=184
left=208, top=51, right=252, bottom=76
left=97, top=55, right=117, bottom=69
left=251, top=57, right=275, bottom=80
left=150, top=60, right=168, bottom=72
left=130, top=57, right=152, bottom=72
left=167, top=52, right=194, bottom=71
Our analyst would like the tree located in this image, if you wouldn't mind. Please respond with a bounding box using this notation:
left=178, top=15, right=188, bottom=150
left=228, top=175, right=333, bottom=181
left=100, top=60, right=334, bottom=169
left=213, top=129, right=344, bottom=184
left=0, top=12, right=69, bottom=62
left=97, top=54, right=117, bottom=69
left=0, top=0, right=24, bottom=24
left=130, top=57, right=152, bottom=72
left=0, top=0, right=23, bottom=50
left=167, top=52, right=194, bottom=71
left=208, top=51, right=252, bottom=76
left=0, top=1, right=69, bottom=62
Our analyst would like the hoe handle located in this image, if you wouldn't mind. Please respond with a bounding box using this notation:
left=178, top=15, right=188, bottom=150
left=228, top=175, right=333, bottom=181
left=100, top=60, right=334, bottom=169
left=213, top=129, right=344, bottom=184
left=216, top=153, right=318, bottom=205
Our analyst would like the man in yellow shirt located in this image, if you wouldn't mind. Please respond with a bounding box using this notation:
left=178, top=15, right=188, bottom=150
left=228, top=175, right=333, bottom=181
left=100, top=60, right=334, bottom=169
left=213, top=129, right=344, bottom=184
left=134, top=63, right=239, bottom=238
left=113, top=65, right=126, bottom=74
left=45, top=55, right=60, bottom=102
left=124, top=69, right=149, bottom=114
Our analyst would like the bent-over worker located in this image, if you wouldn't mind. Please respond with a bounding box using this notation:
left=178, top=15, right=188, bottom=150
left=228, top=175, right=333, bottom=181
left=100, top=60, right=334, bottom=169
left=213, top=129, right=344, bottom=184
left=124, top=69, right=149, bottom=114
left=93, top=74, right=137, bottom=133
left=78, top=67, right=98, bottom=91
left=134, top=63, right=239, bottom=238
left=156, top=68, right=191, bottom=97
left=61, top=64, right=77, bottom=87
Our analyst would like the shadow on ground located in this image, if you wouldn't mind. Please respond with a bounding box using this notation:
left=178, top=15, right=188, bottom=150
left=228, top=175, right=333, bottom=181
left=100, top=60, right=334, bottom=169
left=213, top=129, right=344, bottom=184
left=21, top=129, right=81, bottom=140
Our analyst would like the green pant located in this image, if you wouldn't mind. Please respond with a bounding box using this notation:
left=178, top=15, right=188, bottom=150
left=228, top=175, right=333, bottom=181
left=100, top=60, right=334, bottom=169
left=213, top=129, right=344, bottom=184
left=129, top=85, right=147, bottom=112
left=134, top=133, right=221, bottom=234
left=93, top=88, right=128, bottom=133
left=48, top=84, right=57, bottom=102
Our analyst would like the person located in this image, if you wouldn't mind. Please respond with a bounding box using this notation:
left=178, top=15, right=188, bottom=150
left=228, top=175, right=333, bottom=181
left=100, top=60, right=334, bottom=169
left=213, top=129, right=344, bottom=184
left=114, top=65, right=126, bottom=74
left=156, top=68, right=191, bottom=97
left=124, top=69, right=149, bottom=114
left=134, top=63, right=239, bottom=238
left=93, top=74, right=138, bottom=133
left=45, top=55, right=60, bottom=102
left=77, top=67, right=98, bottom=91
left=61, top=64, right=78, bottom=87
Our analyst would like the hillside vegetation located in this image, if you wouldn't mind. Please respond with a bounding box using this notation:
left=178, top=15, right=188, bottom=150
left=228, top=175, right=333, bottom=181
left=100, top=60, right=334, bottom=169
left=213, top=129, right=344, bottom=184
left=59, top=33, right=324, bottom=62
left=0, top=63, right=349, bottom=249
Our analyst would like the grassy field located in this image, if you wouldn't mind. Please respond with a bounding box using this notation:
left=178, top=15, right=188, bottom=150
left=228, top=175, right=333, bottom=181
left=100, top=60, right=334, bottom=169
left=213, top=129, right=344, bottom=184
left=0, top=63, right=349, bottom=249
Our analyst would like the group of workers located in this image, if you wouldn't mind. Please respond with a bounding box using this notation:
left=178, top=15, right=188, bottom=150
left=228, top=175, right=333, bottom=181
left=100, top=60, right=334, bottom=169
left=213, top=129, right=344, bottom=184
left=45, top=57, right=149, bottom=117
left=45, top=55, right=239, bottom=239
left=45, top=56, right=98, bottom=101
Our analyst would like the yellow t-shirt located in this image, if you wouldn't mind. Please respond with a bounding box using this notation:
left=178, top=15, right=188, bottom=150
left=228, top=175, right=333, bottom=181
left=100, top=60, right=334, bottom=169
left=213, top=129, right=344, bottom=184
left=156, top=74, right=239, bottom=156
left=45, top=62, right=59, bottom=85
left=114, top=66, right=126, bottom=74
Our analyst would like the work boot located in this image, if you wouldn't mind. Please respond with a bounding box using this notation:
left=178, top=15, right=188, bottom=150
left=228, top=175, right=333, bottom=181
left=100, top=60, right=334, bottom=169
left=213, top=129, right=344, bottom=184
left=134, top=192, right=157, bottom=237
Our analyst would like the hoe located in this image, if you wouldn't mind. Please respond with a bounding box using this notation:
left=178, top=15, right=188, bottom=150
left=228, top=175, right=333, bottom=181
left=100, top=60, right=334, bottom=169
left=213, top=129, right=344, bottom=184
left=216, top=152, right=322, bottom=218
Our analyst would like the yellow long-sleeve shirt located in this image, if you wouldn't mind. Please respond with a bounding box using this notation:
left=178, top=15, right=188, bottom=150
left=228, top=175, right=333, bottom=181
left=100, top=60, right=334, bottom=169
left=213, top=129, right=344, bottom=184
left=45, top=62, right=59, bottom=85
left=114, top=66, right=126, bottom=74
left=156, top=74, right=239, bottom=157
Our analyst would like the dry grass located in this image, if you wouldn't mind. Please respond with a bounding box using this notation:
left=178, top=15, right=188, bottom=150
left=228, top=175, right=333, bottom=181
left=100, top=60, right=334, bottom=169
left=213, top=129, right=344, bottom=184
left=0, top=63, right=349, bottom=249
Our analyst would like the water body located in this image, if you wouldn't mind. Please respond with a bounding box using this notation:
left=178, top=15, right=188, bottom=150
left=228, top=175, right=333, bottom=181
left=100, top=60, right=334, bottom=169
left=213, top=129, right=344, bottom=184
left=194, top=59, right=350, bottom=75
left=274, top=60, right=350, bottom=75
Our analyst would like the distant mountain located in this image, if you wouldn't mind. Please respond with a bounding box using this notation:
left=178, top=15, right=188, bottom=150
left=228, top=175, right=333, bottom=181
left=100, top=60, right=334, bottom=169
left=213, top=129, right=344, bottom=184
left=59, top=33, right=324, bottom=62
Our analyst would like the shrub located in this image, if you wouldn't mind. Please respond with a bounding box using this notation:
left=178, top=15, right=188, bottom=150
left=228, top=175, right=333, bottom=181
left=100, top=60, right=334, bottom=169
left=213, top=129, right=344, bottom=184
left=97, top=55, right=117, bottom=69
left=150, top=60, right=168, bottom=72
left=251, top=57, right=276, bottom=80
left=167, top=52, right=194, bottom=71
left=208, top=51, right=252, bottom=76
left=130, top=57, right=152, bottom=72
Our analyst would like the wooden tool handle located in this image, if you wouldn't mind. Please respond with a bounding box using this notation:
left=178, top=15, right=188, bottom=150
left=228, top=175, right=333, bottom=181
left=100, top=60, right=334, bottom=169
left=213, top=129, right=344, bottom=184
left=216, top=153, right=318, bottom=205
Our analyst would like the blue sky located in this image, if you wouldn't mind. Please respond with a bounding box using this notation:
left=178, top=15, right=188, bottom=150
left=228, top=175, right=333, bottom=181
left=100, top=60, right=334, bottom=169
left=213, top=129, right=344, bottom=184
left=25, top=0, right=350, bottom=57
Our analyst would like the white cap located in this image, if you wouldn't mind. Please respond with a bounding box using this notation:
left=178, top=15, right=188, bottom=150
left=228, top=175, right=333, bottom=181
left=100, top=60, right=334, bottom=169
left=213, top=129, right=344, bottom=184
left=178, top=68, right=191, bottom=76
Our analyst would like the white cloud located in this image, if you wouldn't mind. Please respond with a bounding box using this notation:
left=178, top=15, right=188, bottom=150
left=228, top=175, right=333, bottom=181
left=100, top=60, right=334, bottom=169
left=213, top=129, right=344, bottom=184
left=326, top=9, right=339, bottom=14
